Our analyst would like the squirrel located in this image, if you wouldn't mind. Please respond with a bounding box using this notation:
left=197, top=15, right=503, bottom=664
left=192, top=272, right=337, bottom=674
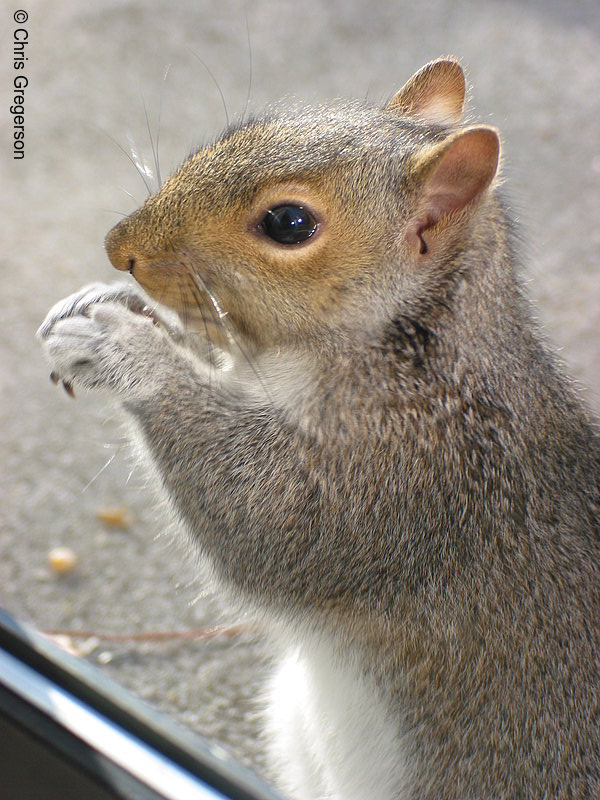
left=38, top=57, right=599, bottom=799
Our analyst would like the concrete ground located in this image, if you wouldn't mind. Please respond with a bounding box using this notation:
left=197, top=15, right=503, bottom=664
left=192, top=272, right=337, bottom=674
left=1, top=0, right=599, bottom=788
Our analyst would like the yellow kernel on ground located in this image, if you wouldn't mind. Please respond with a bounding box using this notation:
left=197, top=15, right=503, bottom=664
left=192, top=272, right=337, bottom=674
left=48, top=546, right=78, bottom=574
left=95, top=506, right=129, bottom=528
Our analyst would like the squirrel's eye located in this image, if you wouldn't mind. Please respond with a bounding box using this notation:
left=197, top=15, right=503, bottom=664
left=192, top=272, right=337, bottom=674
left=261, top=205, right=317, bottom=245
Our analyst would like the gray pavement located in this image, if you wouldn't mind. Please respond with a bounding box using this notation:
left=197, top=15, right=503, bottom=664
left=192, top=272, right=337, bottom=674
left=1, top=0, right=599, bottom=786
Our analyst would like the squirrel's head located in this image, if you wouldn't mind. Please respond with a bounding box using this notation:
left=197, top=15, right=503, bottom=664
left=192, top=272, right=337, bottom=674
left=105, top=57, right=499, bottom=353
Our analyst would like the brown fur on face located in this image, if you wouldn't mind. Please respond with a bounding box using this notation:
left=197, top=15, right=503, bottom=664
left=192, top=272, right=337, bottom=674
left=106, top=62, right=498, bottom=352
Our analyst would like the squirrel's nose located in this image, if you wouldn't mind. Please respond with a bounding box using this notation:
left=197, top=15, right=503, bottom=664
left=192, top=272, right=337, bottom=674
left=105, top=220, right=137, bottom=273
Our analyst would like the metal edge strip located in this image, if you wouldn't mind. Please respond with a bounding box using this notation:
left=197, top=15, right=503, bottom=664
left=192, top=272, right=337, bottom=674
left=0, top=648, right=227, bottom=800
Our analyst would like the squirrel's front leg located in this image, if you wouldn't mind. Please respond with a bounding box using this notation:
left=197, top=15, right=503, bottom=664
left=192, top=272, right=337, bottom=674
left=37, top=283, right=192, bottom=400
left=38, top=285, right=320, bottom=610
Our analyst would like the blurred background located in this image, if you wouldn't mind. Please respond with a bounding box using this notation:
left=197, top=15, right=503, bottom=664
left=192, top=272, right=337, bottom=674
left=1, top=0, right=599, bottom=785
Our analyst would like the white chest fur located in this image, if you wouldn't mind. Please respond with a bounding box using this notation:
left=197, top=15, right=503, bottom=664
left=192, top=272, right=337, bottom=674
left=264, top=638, right=411, bottom=800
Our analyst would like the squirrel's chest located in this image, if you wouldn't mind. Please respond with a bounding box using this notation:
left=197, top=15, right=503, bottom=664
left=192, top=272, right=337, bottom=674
left=264, top=639, right=412, bottom=800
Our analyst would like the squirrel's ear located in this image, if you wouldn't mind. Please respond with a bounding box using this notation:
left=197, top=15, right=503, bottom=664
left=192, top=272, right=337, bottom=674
left=406, top=126, right=500, bottom=256
left=387, top=58, right=466, bottom=125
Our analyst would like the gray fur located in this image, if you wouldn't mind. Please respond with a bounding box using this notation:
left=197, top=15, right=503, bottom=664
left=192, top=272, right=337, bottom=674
left=38, top=59, right=600, bottom=798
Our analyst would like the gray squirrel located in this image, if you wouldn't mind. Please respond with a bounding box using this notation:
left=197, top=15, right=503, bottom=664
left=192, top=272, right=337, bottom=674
left=38, top=58, right=600, bottom=799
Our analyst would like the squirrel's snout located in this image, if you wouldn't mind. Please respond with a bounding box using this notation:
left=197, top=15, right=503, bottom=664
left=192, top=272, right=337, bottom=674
left=105, top=220, right=136, bottom=273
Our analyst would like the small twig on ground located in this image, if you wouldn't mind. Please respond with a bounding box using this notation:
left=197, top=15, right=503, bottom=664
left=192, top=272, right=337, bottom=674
left=42, top=624, right=252, bottom=643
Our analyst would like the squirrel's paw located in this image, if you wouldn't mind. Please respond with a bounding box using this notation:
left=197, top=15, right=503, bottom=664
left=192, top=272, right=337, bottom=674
left=37, top=282, right=159, bottom=338
left=37, top=283, right=175, bottom=398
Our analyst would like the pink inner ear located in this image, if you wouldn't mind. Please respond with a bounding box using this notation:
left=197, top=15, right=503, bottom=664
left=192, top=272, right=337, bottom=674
left=426, top=191, right=468, bottom=224
left=407, top=128, right=499, bottom=256
left=424, top=129, right=500, bottom=227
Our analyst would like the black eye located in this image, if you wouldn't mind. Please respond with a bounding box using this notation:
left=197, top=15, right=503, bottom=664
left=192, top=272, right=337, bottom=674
left=261, top=205, right=317, bottom=244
